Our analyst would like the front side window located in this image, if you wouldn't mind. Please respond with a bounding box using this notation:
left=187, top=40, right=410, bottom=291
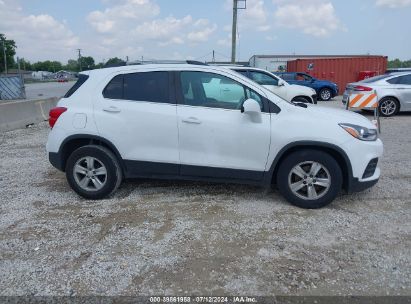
left=249, top=71, right=278, bottom=86
left=180, top=71, right=263, bottom=110
left=103, top=72, right=170, bottom=103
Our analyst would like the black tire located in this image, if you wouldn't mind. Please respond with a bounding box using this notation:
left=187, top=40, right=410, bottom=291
left=65, top=145, right=122, bottom=200
left=276, top=150, right=342, bottom=209
left=319, top=88, right=332, bottom=101
left=378, top=97, right=399, bottom=117
left=292, top=96, right=312, bottom=104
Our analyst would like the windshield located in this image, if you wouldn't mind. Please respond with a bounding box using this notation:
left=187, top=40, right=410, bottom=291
left=361, top=74, right=391, bottom=83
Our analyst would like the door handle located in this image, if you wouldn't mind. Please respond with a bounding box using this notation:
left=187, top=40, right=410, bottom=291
left=222, top=88, right=230, bottom=92
left=103, top=106, right=121, bottom=113
left=182, top=117, right=201, bottom=124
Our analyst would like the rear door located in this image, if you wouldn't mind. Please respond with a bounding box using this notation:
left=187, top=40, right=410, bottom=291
left=175, top=70, right=271, bottom=180
left=93, top=70, right=180, bottom=176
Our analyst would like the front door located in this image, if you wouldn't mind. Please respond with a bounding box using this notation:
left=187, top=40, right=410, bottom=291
left=176, top=71, right=271, bottom=180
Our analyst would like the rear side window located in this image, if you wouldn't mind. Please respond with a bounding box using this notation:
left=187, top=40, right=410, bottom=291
left=124, top=72, right=169, bottom=103
left=103, top=75, right=123, bottom=99
left=64, top=74, right=89, bottom=98
left=387, top=74, right=411, bottom=85
left=102, top=72, right=170, bottom=103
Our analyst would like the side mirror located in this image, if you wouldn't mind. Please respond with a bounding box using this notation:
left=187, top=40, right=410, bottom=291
left=241, top=98, right=261, bottom=114
left=278, top=80, right=285, bottom=86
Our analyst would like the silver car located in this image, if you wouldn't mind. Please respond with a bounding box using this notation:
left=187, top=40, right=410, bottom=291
left=343, top=72, right=411, bottom=117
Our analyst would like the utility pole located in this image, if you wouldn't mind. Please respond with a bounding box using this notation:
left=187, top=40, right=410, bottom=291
left=77, top=48, right=82, bottom=72
left=2, top=40, right=7, bottom=74
left=231, top=0, right=246, bottom=63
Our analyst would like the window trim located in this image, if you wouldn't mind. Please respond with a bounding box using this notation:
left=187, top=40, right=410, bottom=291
left=174, top=71, right=270, bottom=113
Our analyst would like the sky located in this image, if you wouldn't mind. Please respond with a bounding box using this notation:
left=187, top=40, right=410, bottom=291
left=0, top=0, right=410, bottom=64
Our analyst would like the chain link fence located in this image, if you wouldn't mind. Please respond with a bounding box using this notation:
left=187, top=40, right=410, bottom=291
left=0, top=75, right=26, bottom=100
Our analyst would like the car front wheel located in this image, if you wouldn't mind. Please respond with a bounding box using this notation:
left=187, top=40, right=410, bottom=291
left=65, top=145, right=122, bottom=199
left=276, top=150, right=342, bottom=209
left=319, top=88, right=332, bottom=101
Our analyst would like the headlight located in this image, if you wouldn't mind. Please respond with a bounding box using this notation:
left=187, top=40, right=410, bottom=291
left=339, top=123, right=378, bottom=141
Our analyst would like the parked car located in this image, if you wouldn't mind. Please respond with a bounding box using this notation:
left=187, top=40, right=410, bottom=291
left=224, top=66, right=317, bottom=104
left=47, top=62, right=382, bottom=209
left=343, top=72, right=411, bottom=117
left=275, top=72, right=339, bottom=101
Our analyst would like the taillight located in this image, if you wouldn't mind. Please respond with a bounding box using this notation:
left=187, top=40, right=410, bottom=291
left=49, top=107, right=67, bottom=128
left=354, top=85, right=372, bottom=91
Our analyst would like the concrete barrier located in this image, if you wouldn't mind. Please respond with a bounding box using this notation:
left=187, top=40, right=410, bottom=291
left=0, top=97, right=59, bottom=132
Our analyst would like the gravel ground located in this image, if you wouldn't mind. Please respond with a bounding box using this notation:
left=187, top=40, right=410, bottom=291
left=0, top=99, right=410, bottom=296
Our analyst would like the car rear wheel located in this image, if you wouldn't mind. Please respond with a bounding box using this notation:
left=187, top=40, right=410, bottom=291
left=319, top=88, right=332, bottom=101
left=66, top=145, right=122, bottom=199
left=276, top=150, right=342, bottom=209
left=378, top=97, right=399, bottom=117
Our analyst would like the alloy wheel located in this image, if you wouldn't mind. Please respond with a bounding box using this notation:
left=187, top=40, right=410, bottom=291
left=380, top=99, right=397, bottom=116
left=288, top=161, right=331, bottom=200
left=73, top=156, right=107, bottom=191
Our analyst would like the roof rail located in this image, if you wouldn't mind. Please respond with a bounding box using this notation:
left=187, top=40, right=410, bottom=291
left=126, top=60, right=207, bottom=66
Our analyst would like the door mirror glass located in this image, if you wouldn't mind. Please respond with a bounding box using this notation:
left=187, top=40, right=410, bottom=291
left=242, top=98, right=261, bottom=114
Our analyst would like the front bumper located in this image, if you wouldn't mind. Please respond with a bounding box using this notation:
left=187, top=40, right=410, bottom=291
left=349, top=177, right=379, bottom=193
left=311, top=94, right=318, bottom=104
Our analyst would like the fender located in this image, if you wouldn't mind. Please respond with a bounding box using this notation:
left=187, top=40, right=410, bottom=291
left=51, top=134, right=125, bottom=173
left=262, top=141, right=354, bottom=191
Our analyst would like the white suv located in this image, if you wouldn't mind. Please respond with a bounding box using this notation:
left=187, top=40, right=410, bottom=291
left=47, top=62, right=383, bottom=209
left=226, top=66, right=318, bottom=104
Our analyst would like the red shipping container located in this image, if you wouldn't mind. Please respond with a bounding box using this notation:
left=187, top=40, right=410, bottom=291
left=286, top=56, right=388, bottom=94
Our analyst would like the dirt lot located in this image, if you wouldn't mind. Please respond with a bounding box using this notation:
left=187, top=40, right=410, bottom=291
left=0, top=99, right=410, bottom=296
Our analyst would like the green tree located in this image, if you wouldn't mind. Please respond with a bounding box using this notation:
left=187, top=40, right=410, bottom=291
left=32, top=60, right=63, bottom=72
left=80, top=56, right=95, bottom=70
left=64, top=59, right=80, bottom=72
left=388, top=58, right=411, bottom=69
left=104, top=57, right=126, bottom=67
left=0, top=33, right=17, bottom=73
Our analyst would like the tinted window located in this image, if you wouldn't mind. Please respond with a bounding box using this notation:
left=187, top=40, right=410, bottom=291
left=64, top=74, right=89, bottom=98
left=362, top=74, right=391, bottom=83
left=180, top=71, right=263, bottom=110
left=124, top=72, right=169, bottom=103
left=249, top=71, right=278, bottom=86
left=388, top=74, right=411, bottom=85
left=103, top=75, right=123, bottom=99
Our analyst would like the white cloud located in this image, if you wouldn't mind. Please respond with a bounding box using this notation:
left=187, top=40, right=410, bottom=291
left=273, top=1, right=344, bottom=37
left=0, top=0, right=79, bottom=61
left=86, top=0, right=218, bottom=60
left=187, top=24, right=217, bottom=43
left=376, top=0, right=411, bottom=8
left=87, top=0, right=160, bottom=34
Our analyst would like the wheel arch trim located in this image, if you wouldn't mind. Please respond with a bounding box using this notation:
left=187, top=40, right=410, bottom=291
left=55, top=134, right=125, bottom=173
left=264, top=141, right=354, bottom=191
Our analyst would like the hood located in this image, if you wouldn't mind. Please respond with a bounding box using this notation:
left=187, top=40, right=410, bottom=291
left=301, top=104, right=376, bottom=129
left=288, top=84, right=316, bottom=94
